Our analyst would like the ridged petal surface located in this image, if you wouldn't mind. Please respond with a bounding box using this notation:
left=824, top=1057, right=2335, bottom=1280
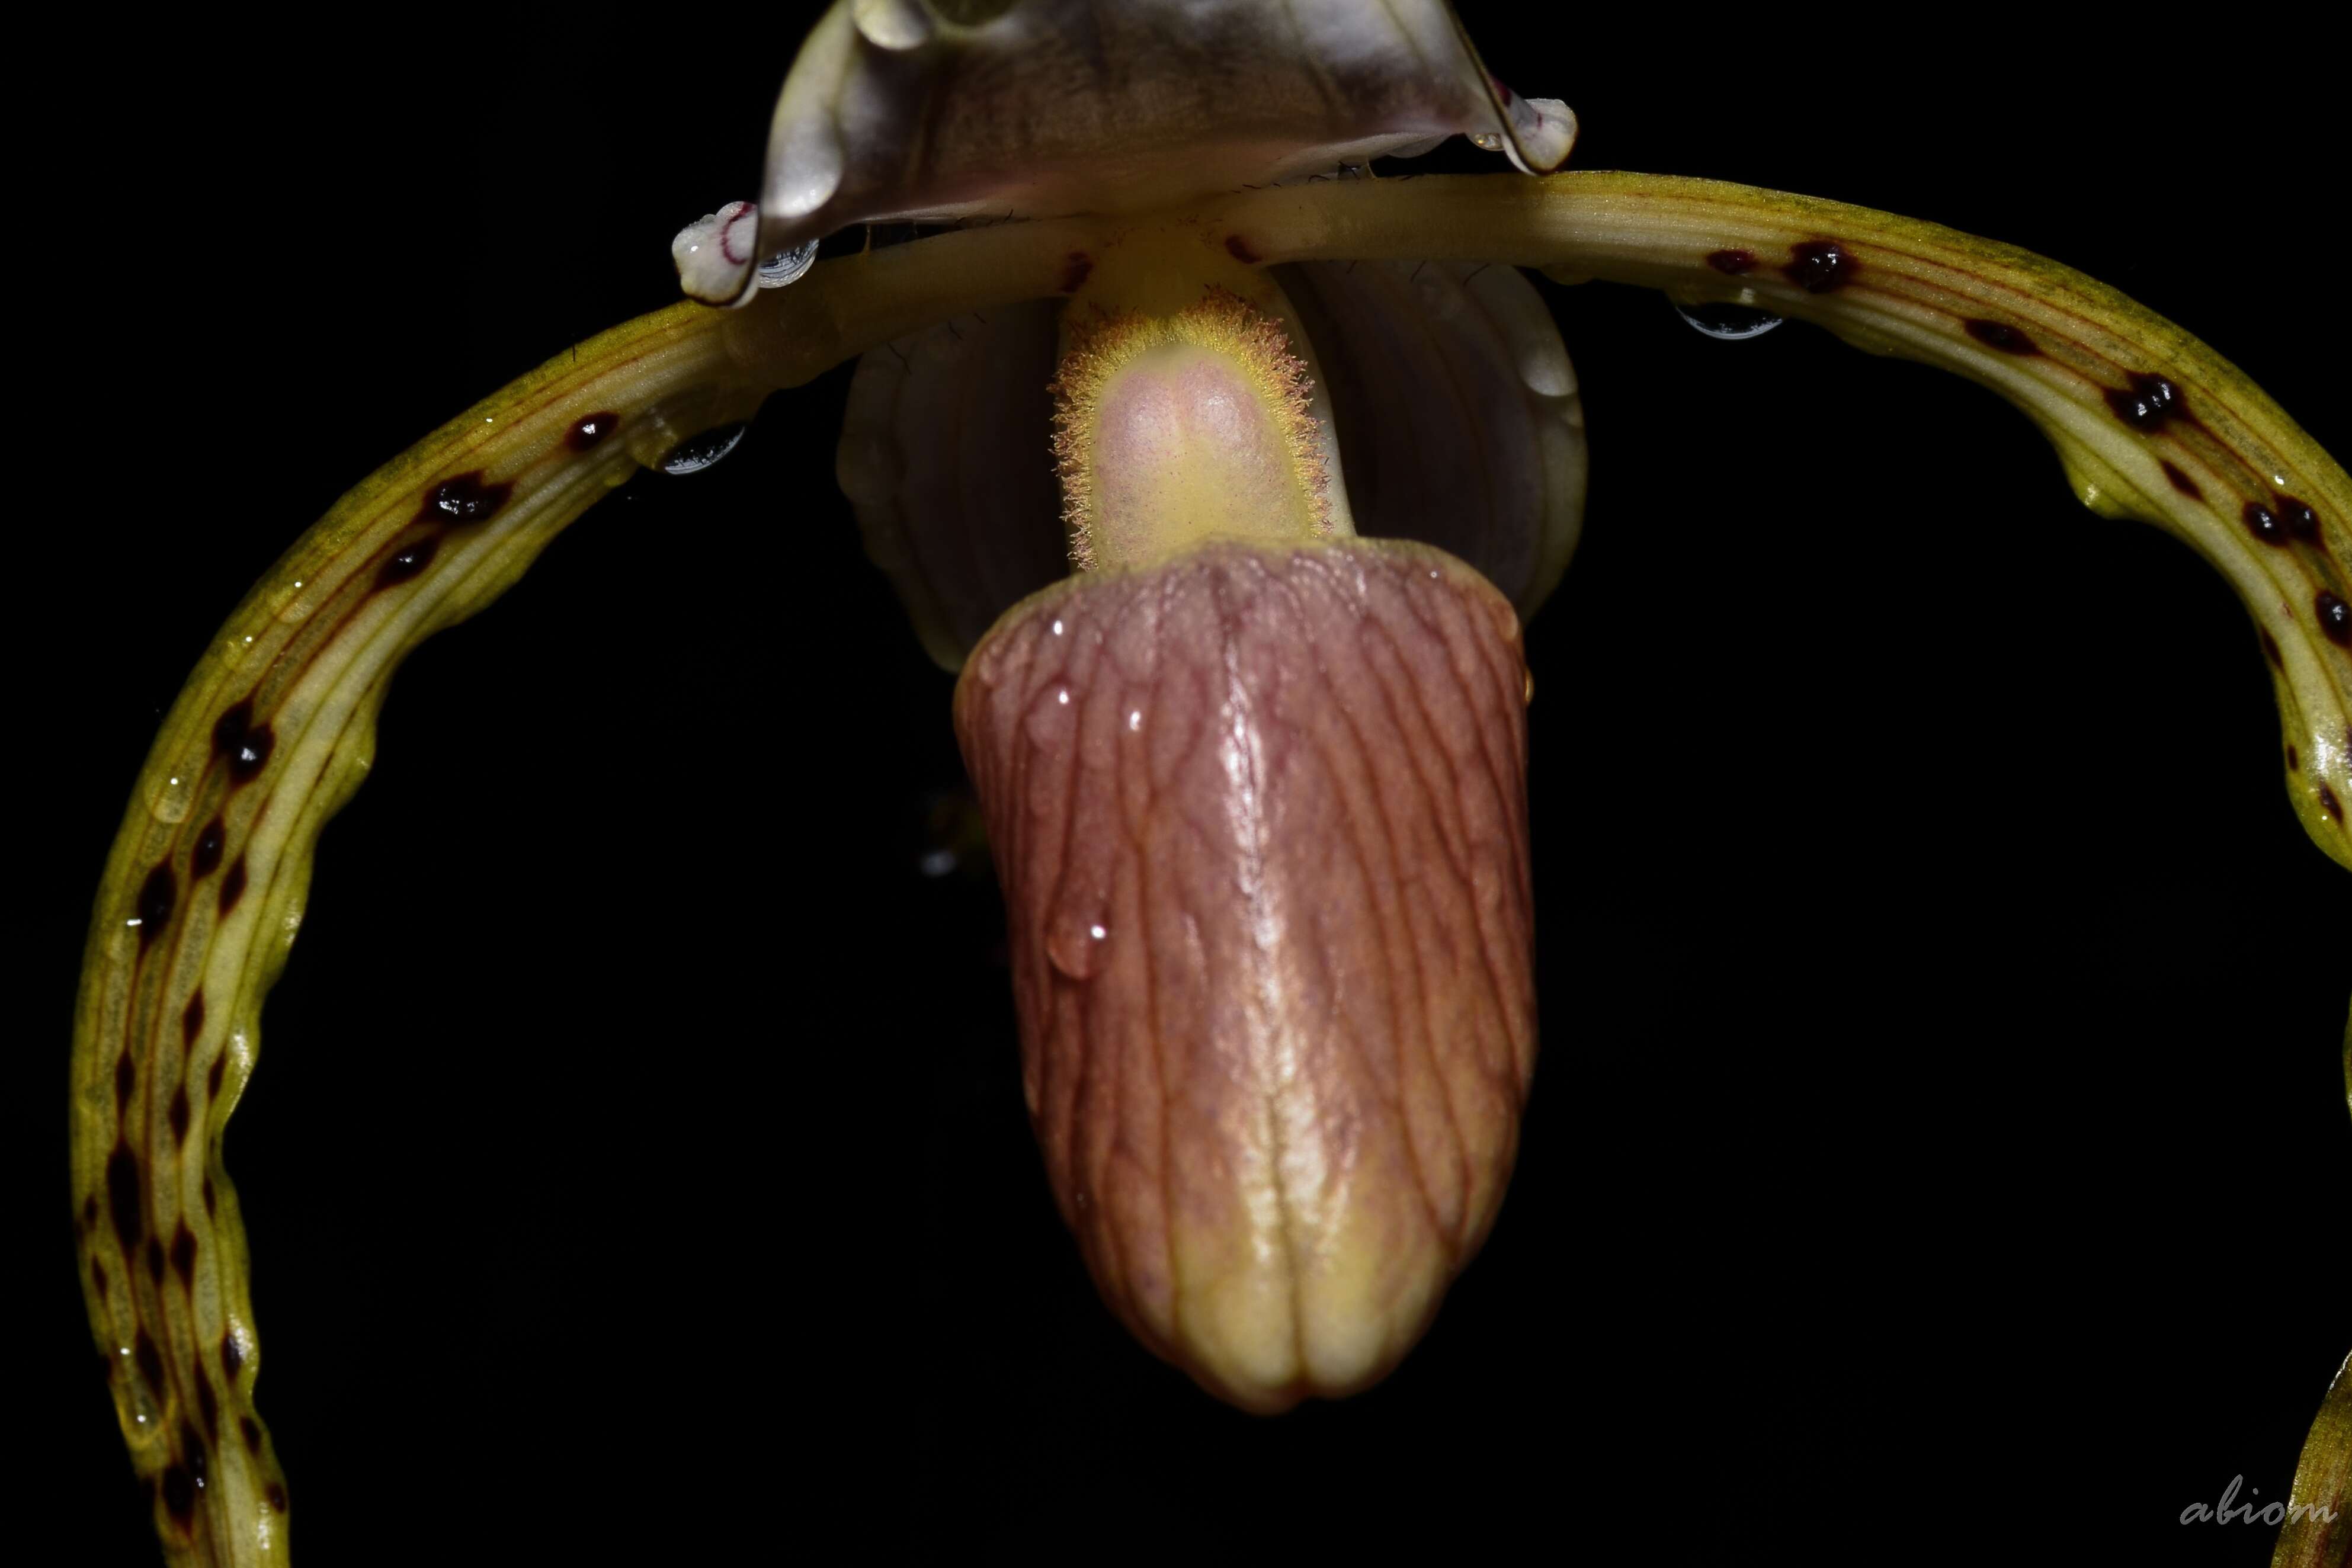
left=954, top=538, right=1536, bottom=1410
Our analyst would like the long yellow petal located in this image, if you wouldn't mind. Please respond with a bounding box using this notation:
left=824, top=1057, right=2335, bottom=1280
left=1199, top=170, right=2352, bottom=870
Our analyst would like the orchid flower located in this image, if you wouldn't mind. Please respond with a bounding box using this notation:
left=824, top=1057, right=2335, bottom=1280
left=66, top=7, right=2346, bottom=1564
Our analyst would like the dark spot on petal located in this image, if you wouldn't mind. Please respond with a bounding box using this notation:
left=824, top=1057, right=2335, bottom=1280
left=114, top=1051, right=135, bottom=1113
left=136, top=1329, right=165, bottom=1391
left=219, top=856, right=246, bottom=916
left=83, top=1194, right=98, bottom=1230
left=2287, top=745, right=2299, bottom=771
left=207, top=1052, right=227, bottom=1101
left=212, top=701, right=252, bottom=758
left=107, top=1144, right=142, bottom=1249
left=376, top=535, right=439, bottom=589
left=416, top=471, right=511, bottom=527
left=222, top=1335, right=243, bottom=1380
left=565, top=412, right=619, bottom=451
left=233, top=731, right=273, bottom=784
left=2319, top=590, right=2351, bottom=647
left=241, top=1416, right=262, bottom=1455
left=2104, top=371, right=2181, bottom=431
left=2259, top=627, right=2284, bottom=668
left=267, top=1482, right=289, bottom=1514
left=1059, top=251, right=1094, bottom=292
left=2159, top=461, right=2201, bottom=499
left=213, top=702, right=274, bottom=781
left=2278, top=495, right=2320, bottom=543
left=1705, top=248, right=1756, bottom=275
left=2244, top=501, right=2287, bottom=546
left=1964, top=318, right=2039, bottom=355
left=182, top=992, right=206, bottom=1047
left=161, top=1464, right=195, bottom=1523
left=193, top=817, right=225, bottom=878
left=2322, top=782, right=2344, bottom=823
left=195, top=1369, right=219, bottom=1441
left=91, top=1258, right=108, bottom=1301
left=1224, top=235, right=1261, bottom=265
left=146, top=1239, right=165, bottom=1284
left=169, top=1086, right=190, bottom=1147
left=172, top=1221, right=197, bottom=1285
left=203, top=1175, right=216, bottom=1217
left=1783, top=239, right=1857, bottom=293
left=136, top=864, right=175, bottom=951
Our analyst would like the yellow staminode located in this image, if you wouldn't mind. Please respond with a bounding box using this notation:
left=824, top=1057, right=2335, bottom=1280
left=1051, top=290, right=1331, bottom=570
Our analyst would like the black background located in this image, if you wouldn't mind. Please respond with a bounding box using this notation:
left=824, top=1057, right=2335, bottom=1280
left=33, top=6, right=2346, bottom=1563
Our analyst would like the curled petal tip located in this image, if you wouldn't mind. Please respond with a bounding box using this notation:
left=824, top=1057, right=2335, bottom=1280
left=1501, top=96, right=1578, bottom=174
left=671, top=200, right=760, bottom=307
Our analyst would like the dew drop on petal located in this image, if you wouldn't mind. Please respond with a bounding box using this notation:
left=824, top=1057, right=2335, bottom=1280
left=1672, top=299, right=1785, bottom=341
left=1045, top=909, right=1111, bottom=980
left=149, top=769, right=194, bottom=824
left=757, top=239, right=819, bottom=288
left=661, top=423, right=747, bottom=476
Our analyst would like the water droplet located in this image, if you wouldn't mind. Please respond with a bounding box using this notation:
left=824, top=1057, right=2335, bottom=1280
left=126, top=1383, right=158, bottom=1429
left=1469, top=131, right=1505, bottom=152
left=1044, top=910, right=1110, bottom=980
left=148, top=768, right=194, bottom=823
left=757, top=239, right=819, bottom=289
left=660, top=423, right=746, bottom=475
left=1672, top=299, right=1784, bottom=341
